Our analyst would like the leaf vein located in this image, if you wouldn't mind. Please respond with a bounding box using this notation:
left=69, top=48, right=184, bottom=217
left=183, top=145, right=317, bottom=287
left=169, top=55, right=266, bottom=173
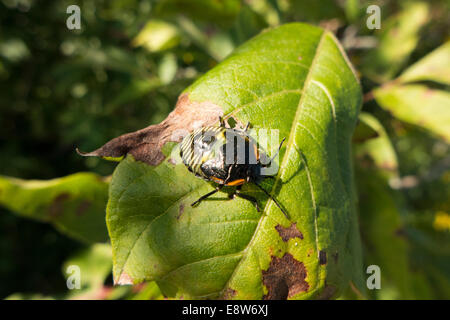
left=218, top=30, right=326, bottom=298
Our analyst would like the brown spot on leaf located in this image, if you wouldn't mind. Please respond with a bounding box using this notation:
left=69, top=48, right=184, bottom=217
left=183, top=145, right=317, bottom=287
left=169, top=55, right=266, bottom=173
left=77, top=93, right=223, bottom=166
left=319, top=250, right=327, bottom=265
left=221, top=287, right=237, bottom=300
left=49, top=193, right=70, bottom=218
left=76, top=200, right=91, bottom=216
left=275, top=223, right=303, bottom=242
left=262, top=253, right=309, bottom=300
left=177, top=203, right=185, bottom=220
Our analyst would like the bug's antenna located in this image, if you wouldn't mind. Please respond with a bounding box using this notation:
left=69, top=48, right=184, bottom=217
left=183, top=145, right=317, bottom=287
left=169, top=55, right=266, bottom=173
left=262, top=137, right=286, bottom=168
left=254, top=182, right=289, bottom=219
left=270, top=137, right=286, bottom=163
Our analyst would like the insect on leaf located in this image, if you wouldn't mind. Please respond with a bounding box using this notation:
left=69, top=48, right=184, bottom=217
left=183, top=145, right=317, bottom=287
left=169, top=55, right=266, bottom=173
left=100, top=23, right=364, bottom=299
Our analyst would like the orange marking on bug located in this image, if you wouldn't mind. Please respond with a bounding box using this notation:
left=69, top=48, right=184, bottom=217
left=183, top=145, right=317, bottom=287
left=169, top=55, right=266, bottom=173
left=211, top=177, right=224, bottom=184
left=226, top=179, right=245, bottom=186
left=253, top=143, right=260, bottom=161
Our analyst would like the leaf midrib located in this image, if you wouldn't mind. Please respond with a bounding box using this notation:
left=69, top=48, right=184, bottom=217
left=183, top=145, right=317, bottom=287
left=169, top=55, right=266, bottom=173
left=218, top=30, right=327, bottom=298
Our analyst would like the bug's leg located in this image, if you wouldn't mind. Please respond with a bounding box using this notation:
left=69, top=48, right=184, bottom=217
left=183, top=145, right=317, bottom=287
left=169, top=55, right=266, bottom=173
left=191, top=185, right=223, bottom=207
left=219, top=116, right=226, bottom=127
left=230, top=185, right=261, bottom=212
left=244, top=121, right=250, bottom=132
left=223, top=165, right=234, bottom=184
left=254, top=182, right=289, bottom=219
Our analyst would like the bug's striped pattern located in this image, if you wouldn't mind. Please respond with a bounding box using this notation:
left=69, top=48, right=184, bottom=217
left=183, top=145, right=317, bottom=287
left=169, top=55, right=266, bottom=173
left=180, top=126, right=227, bottom=180
left=179, top=118, right=289, bottom=218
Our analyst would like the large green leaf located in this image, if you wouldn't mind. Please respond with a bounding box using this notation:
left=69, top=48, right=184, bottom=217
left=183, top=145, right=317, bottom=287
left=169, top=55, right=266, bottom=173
left=107, top=23, right=363, bottom=299
left=374, top=84, right=450, bottom=143
left=0, top=173, right=109, bottom=243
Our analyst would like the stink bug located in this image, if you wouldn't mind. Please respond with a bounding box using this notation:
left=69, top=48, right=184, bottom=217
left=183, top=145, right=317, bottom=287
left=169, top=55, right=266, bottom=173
left=180, top=117, right=288, bottom=218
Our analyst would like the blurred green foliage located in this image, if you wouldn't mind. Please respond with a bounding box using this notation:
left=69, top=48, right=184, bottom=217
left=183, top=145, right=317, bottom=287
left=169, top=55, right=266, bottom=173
left=0, top=173, right=109, bottom=243
left=0, top=0, right=448, bottom=299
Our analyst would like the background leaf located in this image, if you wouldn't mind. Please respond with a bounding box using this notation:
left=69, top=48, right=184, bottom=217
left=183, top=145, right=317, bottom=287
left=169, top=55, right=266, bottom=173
left=355, top=112, right=450, bottom=299
left=132, top=20, right=181, bottom=53
left=398, top=41, right=450, bottom=85
left=355, top=113, right=413, bottom=299
left=362, top=2, right=429, bottom=82
left=63, top=243, right=112, bottom=298
left=374, top=84, right=450, bottom=142
left=0, top=173, right=109, bottom=243
left=107, top=23, right=364, bottom=299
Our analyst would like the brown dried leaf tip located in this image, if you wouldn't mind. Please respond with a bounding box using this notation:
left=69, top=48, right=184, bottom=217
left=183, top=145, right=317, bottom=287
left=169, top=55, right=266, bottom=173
left=262, top=253, right=309, bottom=300
left=76, top=93, right=223, bottom=166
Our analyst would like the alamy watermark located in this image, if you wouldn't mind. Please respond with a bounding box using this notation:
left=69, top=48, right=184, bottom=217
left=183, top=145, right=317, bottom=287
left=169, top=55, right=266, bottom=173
left=366, top=5, right=381, bottom=30
left=366, top=265, right=381, bottom=290
left=66, top=264, right=81, bottom=290
left=66, top=5, right=81, bottom=30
